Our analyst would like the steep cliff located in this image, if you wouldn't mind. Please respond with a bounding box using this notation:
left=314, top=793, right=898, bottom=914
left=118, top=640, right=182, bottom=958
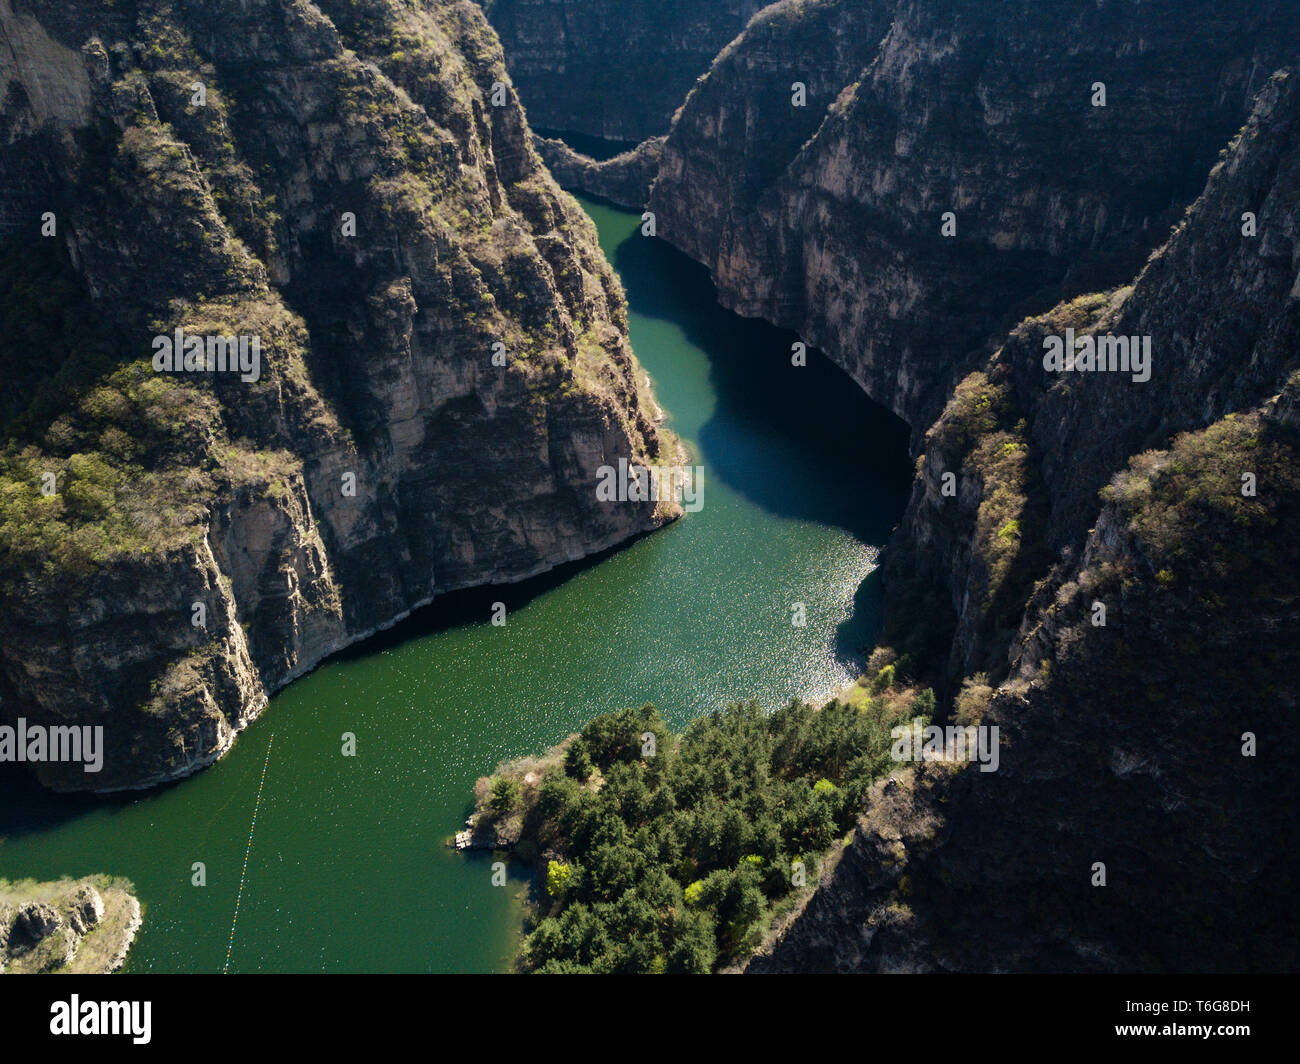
left=0, top=0, right=680, bottom=792
left=749, top=69, right=1300, bottom=974
left=650, top=0, right=893, bottom=269
left=650, top=0, right=1300, bottom=432
left=887, top=66, right=1300, bottom=687
left=474, top=0, right=762, bottom=142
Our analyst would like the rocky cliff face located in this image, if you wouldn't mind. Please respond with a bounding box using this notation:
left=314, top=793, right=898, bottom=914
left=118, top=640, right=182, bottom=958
left=749, top=69, right=1300, bottom=974
left=650, top=0, right=893, bottom=271
left=533, top=133, right=663, bottom=210
left=886, top=66, right=1300, bottom=687
left=474, top=0, right=762, bottom=142
left=0, top=0, right=679, bottom=791
left=651, top=0, right=1300, bottom=433
left=1, top=876, right=141, bottom=973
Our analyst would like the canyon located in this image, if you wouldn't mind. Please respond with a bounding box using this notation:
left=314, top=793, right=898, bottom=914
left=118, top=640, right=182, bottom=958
left=0, top=0, right=1295, bottom=974
left=477, top=0, right=1300, bottom=972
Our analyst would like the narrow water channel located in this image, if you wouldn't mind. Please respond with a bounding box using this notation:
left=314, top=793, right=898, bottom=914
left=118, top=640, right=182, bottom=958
left=0, top=197, right=910, bottom=973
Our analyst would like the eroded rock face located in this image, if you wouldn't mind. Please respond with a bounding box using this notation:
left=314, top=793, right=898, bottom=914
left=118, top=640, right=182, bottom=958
left=1, top=878, right=140, bottom=973
left=474, top=0, right=763, bottom=142
left=750, top=70, right=1300, bottom=975
left=651, top=0, right=1300, bottom=433
left=66, top=885, right=105, bottom=936
left=885, top=67, right=1300, bottom=689
left=0, top=0, right=680, bottom=791
left=11, top=902, right=63, bottom=950
left=534, top=134, right=664, bottom=210
left=650, top=0, right=894, bottom=274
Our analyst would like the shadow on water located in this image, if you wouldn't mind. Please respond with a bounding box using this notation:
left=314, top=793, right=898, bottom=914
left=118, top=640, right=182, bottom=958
left=599, top=215, right=913, bottom=676
left=832, top=566, right=888, bottom=682
left=0, top=760, right=136, bottom=842
left=609, top=222, right=913, bottom=546
left=332, top=531, right=655, bottom=659
left=0, top=534, right=653, bottom=842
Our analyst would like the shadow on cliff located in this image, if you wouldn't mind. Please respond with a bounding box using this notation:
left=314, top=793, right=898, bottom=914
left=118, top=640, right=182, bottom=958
left=533, top=128, right=641, bottom=161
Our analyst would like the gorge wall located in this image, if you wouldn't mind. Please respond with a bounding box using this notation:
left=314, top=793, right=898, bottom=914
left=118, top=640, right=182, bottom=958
left=473, top=0, right=762, bottom=142
left=748, top=68, right=1300, bottom=974
left=650, top=0, right=1300, bottom=433
left=0, top=0, right=679, bottom=791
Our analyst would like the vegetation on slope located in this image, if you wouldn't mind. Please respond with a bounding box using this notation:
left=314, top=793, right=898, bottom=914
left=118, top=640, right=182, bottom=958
left=469, top=662, right=934, bottom=972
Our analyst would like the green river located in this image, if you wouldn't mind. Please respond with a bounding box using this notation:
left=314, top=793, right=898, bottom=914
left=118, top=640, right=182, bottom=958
left=0, top=197, right=909, bottom=973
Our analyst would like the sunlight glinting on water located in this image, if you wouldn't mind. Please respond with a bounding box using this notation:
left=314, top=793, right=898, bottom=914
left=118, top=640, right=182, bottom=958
left=0, top=196, right=909, bottom=973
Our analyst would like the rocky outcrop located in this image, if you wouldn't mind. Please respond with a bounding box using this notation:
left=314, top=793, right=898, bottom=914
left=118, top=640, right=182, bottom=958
left=534, top=134, right=663, bottom=210
left=1, top=877, right=141, bottom=973
left=886, top=66, right=1300, bottom=688
left=651, top=0, right=1300, bottom=433
left=0, top=0, right=680, bottom=791
left=474, top=0, right=762, bottom=142
left=749, top=69, right=1300, bottom=974
left=650, top=0, right=893, bottom=271
left=452, top=815, right=519, bottom=851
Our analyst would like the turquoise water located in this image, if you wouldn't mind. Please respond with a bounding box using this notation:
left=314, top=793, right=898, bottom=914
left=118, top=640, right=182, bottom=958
left=0, top=197, right=909, bottom=973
